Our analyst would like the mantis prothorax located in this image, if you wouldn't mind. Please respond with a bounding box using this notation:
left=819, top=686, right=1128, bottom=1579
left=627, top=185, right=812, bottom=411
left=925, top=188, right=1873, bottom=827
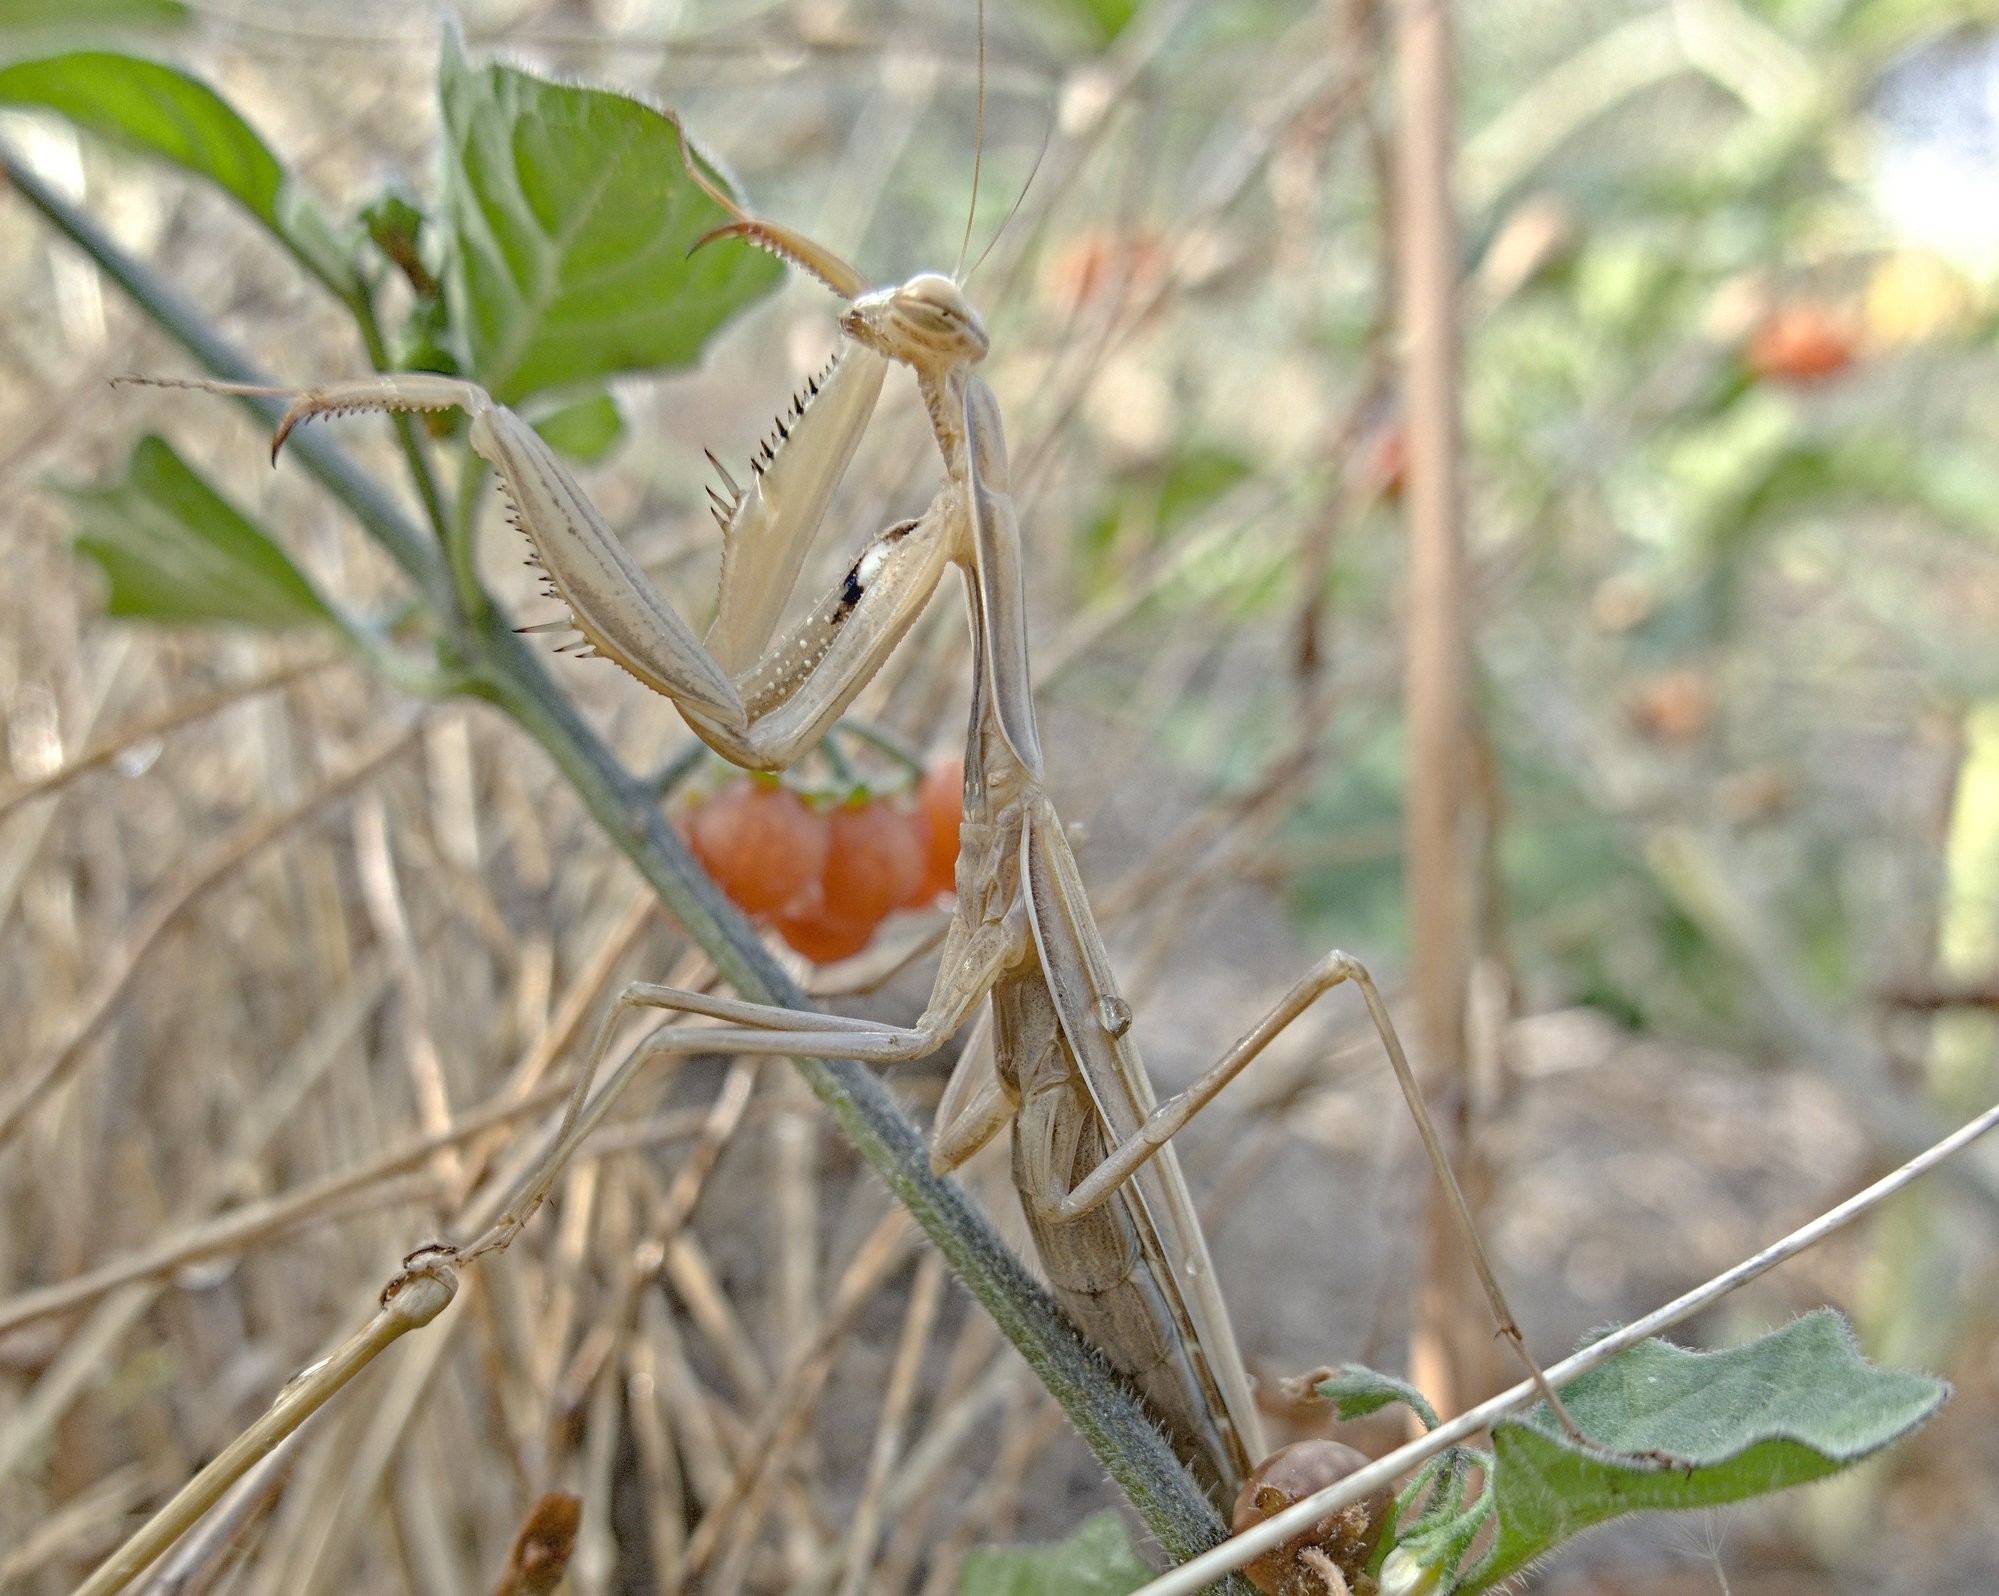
left=163, top=115, right=1576, bottom=1515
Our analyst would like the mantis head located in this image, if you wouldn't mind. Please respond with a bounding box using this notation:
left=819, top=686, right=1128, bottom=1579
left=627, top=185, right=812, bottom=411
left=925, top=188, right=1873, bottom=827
left=842, top=274, right=989, bottom=376
left=672, top=111, right=991, bottom=381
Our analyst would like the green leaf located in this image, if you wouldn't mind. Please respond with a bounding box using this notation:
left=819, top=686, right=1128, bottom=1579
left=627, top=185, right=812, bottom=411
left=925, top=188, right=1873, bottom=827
left=0, top=0, right=188, bottom=40
left=1039, top=0, right=1141, bottom=46
left=393, top=295, right=459, bottom=377
left=958, top=1513, right=1153, bottom=1596
left=1315, top=1364, right=1442, bottom=1431
left=0, top=51, right=349, bottom=290
left=1463, top=1311, right=1947, bottom=1592
left=1157, top=445, right=1253, bottom=526
left=359, top=187, right=438, bottom=298
left=62, top=435, right=338, bottom=630
left=438, top=27, right=784, bottom=404
left=531, top=390, right=624, bottom=462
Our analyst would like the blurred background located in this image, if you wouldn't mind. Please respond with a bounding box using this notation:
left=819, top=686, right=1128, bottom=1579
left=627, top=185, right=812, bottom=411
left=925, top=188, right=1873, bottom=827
left=2, top=0, right=1998, bottom=1591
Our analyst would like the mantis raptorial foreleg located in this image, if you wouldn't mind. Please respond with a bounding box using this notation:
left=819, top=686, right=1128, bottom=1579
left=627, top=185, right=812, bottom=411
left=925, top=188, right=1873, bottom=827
left=135, top=349, right=950, bottom=772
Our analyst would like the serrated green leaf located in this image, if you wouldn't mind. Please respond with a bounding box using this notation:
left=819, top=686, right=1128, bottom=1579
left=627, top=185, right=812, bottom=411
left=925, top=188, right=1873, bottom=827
left=0, top=0, right=188, bottom=39
left=1462, top=1311, right=1947, bottom=1592
left=958, top=1513, right=1153, bottom=1596
left=531, top=390, right=624, bottom=462
left=1315, top=1364, right=1442, bottom=1431
left=438, top=27, right=784, bottom=404
left=63, top=435, right=337, bottom=630
left=0, top=51, right=349, bottom=290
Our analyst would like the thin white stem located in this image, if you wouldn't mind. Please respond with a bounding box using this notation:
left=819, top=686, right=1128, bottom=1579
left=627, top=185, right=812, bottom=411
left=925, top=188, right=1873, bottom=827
left=1130, top=1095, right=1999, bottom=1596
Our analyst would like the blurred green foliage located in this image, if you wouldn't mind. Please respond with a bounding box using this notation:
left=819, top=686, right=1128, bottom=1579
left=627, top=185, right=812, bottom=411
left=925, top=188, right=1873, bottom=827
left=1191, top=2, right=1999, bottom=1050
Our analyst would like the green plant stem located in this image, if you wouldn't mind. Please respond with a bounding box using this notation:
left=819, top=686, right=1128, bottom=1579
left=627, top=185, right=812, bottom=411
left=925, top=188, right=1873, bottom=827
left=647, top=738, right=710, bottom=799
left=816, top=727, right=856, bottom=788
left=447, top=446, right=493, bottom=626
left=462, top=614, right=1238, bottom=1575
left=6, top=134, right=1245, bottom=1582
left=351, top=287, right=451, bottom=540
left=835, top=715, right=929, bottom=781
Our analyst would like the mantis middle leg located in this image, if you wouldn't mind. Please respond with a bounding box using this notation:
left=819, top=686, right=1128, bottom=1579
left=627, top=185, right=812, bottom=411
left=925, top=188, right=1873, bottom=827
left=453, top=897, right=1029, bottom=1262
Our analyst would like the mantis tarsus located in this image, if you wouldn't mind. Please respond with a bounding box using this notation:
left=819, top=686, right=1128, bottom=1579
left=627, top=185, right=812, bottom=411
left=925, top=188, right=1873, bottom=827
left=171, top=107, right=1573, bottom=1540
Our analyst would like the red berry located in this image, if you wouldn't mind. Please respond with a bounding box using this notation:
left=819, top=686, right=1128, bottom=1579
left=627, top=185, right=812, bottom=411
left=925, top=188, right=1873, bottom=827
left=1746, top=305, right=1855, bottom=383
left=682, top=782, right=829, bottom=919
left=822, top=797, right=924, bottom=927
left=906, top=756, right=964, bottom=906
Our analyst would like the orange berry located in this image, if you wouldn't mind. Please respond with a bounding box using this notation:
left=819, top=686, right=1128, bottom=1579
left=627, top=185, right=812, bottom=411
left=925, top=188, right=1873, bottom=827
left=1628, top=667, right=1713, bottom=744
left=906, top=756, right=964, bottom=906
left=1363, top=422, right=1406, bottom=501
left=1746, top=305, right=1855, bottom=383
left=1041, top=228, right=1169, bottom=313
left=769, top=795, right=928, bottom=963
left=823, top=796, right=925, bottom=928
left=772, top=903, right=879, bottom=963
left=682, top=782, right=829, bottom=918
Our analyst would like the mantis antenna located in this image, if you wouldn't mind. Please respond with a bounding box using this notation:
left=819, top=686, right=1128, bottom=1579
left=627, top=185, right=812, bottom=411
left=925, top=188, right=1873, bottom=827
left=964, top=111, right=1052, bottom=289
left=954, top=0, right=987, bottom=283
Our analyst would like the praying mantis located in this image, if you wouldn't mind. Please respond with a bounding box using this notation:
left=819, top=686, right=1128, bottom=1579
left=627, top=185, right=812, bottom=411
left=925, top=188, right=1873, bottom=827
left=173, top=105, right=1570, bottom=1532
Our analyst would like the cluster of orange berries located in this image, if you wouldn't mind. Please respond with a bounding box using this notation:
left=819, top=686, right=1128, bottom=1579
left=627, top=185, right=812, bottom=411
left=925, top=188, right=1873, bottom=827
left=680, top=756, right=963, bottom=963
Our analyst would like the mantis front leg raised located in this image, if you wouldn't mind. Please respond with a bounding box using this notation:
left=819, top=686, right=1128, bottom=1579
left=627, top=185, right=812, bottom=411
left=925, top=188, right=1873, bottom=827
left=167, top=354, right=952, bottom=773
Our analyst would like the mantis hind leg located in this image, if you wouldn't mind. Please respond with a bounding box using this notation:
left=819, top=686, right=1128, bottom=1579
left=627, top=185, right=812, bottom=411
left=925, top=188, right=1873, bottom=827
left=1047, top=950, right=1586, bottom=1439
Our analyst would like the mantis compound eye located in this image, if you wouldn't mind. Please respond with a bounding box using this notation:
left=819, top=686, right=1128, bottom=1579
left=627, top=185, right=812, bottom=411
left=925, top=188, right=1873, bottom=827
left=1232, top=1441, right=1389, bottom=1596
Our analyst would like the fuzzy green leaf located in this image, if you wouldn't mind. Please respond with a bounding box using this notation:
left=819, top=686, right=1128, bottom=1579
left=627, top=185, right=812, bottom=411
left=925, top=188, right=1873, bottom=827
left=1315, top=1364, right=1442, bottom=1430
left=1464, top=1311, right=1947, bottom=1592
left=958, top=1513, right=1153, bottom=1596
left=0, top=0, right=188, bottom=39
left=438, top=27, right=783, bottom=405
left=0, top=51, right=348, bottom=289
left=64, top=435, right=337, bottom=630
left=531, top=390, right=625, bottom=462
